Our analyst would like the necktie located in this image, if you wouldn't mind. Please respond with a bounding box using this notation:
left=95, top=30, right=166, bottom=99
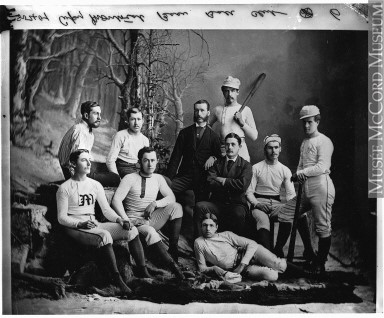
left=196, top=126, right=203, bottom=139
left=227, top=160, right=234, bottom=171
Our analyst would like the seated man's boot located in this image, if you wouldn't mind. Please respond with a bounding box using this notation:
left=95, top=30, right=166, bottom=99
left=256, top=228, right=271, bottom=251
left=273, top=222, right=292, bottom=258
left=148, top=241, right=185, bottom=280
left=111, top=272, right=133, bottom=297
left=136, top=265, right=153, bottom=278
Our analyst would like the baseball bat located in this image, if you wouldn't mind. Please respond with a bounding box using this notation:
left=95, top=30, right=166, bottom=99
left=287, top=181, right=303, bottom=262
left=238, top=72, right=266, bottom=113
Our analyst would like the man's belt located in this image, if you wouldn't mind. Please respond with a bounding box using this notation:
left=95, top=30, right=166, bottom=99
left=116, top=158, right=137, bottom=166
left=254, top=193, right=280, bottom=202
left=233, top=248, right=246, bottom=269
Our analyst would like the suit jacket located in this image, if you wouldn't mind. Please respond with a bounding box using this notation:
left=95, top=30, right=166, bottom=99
left=208, top=155, right=252, bottom=206
left=166, top=124, right=222, bottom=180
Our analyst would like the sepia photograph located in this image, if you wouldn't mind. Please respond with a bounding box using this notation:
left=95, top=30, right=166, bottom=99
left=1, top=1, right=381, bottom=314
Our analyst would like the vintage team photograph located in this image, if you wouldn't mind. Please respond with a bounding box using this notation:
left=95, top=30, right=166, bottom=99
left=4, top=6, right=378, bottom=313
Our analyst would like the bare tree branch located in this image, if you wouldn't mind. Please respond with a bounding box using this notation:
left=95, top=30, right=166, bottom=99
left=106, top=30, right=131, bottom=66
left=28, top=47, right=77, bottom=61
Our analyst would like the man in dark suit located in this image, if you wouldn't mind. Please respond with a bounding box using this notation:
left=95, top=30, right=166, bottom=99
left=166, top=99, right=222, bottom=204
left=193, top=133, right=253, bottom=238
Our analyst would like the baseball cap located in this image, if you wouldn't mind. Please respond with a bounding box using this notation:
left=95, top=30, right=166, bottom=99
left=222, top=76, right=241, bottom=89
left=263, top=134, right=281, bottom=147
left=299, top=105, right=320, bottom=119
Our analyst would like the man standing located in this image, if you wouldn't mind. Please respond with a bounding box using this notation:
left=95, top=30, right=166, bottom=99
left=58, top=101, right=120, bottom=186
left=193, top=133, right=252, bottom=238
left=246, top=134, right=316, bottom=261
left=275, top=105, right=335, bottom=275
left=112, top=147, right=184, bottom=279
left=166, top=99, right=222, bottom=203
left=209, top=76, right=258, bottom=161
left=107, top=108, right=149, bottom=178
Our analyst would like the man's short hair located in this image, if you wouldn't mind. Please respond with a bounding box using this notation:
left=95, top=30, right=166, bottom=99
left=201, top=212, right=218, bottom=226
left=138, top=146, right=156, bottom=162
left=194, top=99, right=210, bottom=111
left=80, top=101, right=99, bottom=117
left=314, top=114, right=321, bottom=122
left=69, top=149, right=89, bottom=165
left=225, top=132, right=242, bottom=145
left=127, top=107, right=143, bottom=120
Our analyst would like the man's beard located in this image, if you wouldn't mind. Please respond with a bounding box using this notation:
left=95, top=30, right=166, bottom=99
left=194, top=114, right=209, bottom=123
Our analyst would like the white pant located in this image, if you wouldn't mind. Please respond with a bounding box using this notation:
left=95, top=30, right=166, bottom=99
left=63, top=215, right=138, bottom=248
left=244, top=244, right=287, bottom=281
left=251, top=198, right=282, bottom=231
left=132, top=202, right=183, bottom=246
left=278, top=174, right=335, bottom=238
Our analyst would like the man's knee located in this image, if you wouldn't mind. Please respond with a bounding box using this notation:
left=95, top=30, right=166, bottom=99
left=97, top=230, right=113, bottom=247
left=167, top=202, right=183, bottom=219
left=315, top=224, right=332, bottom=238
left=194, top=201, right=211, bottom=220
left=126, top=226, right=139, bottom=241
left=139, top=225, right=162, bottom=246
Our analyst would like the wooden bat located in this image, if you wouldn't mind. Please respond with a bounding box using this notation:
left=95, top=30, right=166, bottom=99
left=287, top=181, right=303, bottom=262
left=238, top=73, right=266, bottom=113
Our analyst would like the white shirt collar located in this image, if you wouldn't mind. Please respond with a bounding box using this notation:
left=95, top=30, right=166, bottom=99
left=226, top=155, right=238, bottom=162
left=195, top=122, right=207, bottom=128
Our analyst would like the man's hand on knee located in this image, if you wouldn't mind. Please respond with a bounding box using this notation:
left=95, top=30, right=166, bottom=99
left=77, top=220, right=97, bottom=229
left=255, top=203, right=271, bottom=214
left=144, top=201, right=157, bottom=219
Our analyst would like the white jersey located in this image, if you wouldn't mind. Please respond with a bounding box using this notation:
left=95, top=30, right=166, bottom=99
left=297, top=133, right=334, bottom=177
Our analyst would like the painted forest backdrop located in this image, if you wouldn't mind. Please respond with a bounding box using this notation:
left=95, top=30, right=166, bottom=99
left=8, top=29, right=375, bottom=269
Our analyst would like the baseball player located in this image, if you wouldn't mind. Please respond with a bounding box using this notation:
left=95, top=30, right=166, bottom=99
left=246, top=134, right=316, bottom=262
left=209, top=76, right=258, bottom=161
left=275, top=105, right=335, bottom=275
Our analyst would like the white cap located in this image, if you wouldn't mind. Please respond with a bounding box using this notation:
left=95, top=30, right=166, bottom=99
left=299, top=105, right=320, bottom=119
left=263, top=134, right=281, bottom=147
left=222, top=76, right=241, bottom=89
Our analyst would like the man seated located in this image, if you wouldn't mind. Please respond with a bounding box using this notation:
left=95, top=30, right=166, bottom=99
left=106, top=108, right=149, bottom=178
left=193, top=133, right=252, bottom=238
left=246, top=134, right=315, bottom=261
left=112, top=146, right=184, bottom=279
left=194, top=212, right=303, bottom=282
left=56, top=149, right=150, bottom=297
left=58, top=101, right=120, bottom=186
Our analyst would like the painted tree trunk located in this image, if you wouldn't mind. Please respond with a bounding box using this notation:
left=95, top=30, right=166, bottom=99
left=67, top=35, right=100, bottom=118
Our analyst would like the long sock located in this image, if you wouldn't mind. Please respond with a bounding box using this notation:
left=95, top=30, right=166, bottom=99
left=317, top=236, right=331, bottom=265
left=297, top=215, right=316, bottom=261
left=273, top=222, right=292, bottom=258
left=98, top=244, right=132, bottom=296
left=98, top=244, right=119, bottom=273
left=168, top=218, right=182, bottom=262
left=148, top=241, right=185, bottom=280
left=128, top=236, right=146, bottom=267
left=128, top=236, right=152, bottom=278
left=256, top=228, right=271, bottom=251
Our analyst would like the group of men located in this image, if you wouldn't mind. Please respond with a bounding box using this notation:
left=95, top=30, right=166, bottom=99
left=58, top=75, right=335, bottom=278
